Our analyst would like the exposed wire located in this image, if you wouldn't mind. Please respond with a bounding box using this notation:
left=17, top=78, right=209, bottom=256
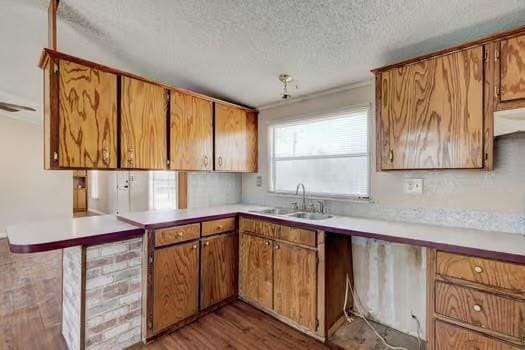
left=343, top=274, right=409, bottom=350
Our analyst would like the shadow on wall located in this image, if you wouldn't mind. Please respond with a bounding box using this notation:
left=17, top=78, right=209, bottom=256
left=380, top=9, right=525, bottom=66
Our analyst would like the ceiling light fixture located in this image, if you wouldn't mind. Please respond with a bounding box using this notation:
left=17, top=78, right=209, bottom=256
left=279, top=74, right=293, bottom=100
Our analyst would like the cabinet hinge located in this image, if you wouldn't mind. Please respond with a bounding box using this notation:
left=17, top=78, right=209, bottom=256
left=149, top=254, right=153, bottom=264
left=148, top=318, right=153, bottom=330
left=483, top=50, right=488, bottom=62
left=495, top=86, right=500, bottom=97
left=53, top=63, right=59, bottom=73
left=315, top=318, right=319, bottom=331
left=166, top=92, right=170, bottom=102
left=495, top=49, right=500, bottom=61
left=166, top=159, right=170, bottom=166
left=53, top=151, right=59, bottom=162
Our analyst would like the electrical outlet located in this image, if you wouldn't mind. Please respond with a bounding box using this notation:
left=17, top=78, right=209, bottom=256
left=405, top=178, right=423, bottom=194
left=256, top=176, right=262, bottom=187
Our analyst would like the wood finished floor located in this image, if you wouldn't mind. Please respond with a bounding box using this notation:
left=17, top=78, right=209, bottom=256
left=0, top=239, right=67, bottom=350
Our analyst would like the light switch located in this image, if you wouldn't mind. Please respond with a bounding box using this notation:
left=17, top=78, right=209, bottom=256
left=405, top=178, right=423, bottom=194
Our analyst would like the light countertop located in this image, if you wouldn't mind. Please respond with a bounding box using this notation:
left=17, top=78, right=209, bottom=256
left=7, top=204, right=525, bottom=263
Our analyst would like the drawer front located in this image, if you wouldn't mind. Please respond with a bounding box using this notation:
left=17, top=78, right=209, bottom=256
left=202, top=217, right=236, bottom=237
left=435, top=281, right=525, bottom=340
left=437, top=252, right=525, bottom=292
left=155, top=223, right=200, bottom=247
left=435, top=320, right=518, bottom=350
left=279, top=226, right=316, bottom=247
left=239, top=217, right=280, bottom=239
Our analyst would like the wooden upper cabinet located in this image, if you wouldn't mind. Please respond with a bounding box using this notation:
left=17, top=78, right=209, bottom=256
left=58, top=60, right=118, bottom=168
left=378, top=46, right=484, bottom=170
left=120, top=77, right=167, bottom=169
left=153, top=242, right=199, bottom=334
left=200, top=233, right=238, bottom=309
left=239, top=233, right=273, bottom=309
left=498, top=33, right=525, bottom=107
left=273, top=242, right=317, bottom=331
left=170, top=91, right=213, bottom=171
left=214, top=104, right=258, bottom=172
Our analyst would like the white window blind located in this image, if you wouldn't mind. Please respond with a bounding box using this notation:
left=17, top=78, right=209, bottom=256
left=269, top=108, right=369, bottom=198
left=148, top=171, right=177, bottom=210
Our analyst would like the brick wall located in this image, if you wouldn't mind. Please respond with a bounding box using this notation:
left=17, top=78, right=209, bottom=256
left=84, top=237, right=143, bottom=349
left=62, top=246, right=82, bottom=350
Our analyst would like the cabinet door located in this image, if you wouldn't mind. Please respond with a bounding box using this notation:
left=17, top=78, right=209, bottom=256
left=121, top=77, right=167, bottom=169
left=77, top=188, right=87, bottom=211
left=214, top=104, right=257, bottom=172
left=379, top=46, right=483, bottom=169
left=500, top=34, right=525, bottom=103
left=239, top=233, right=273, bottom=309
left=153, top=242, right=199, bottom=334
left=435, top=320, right=516, bottom=350
left=200, top=233, right=238, bottom=309
left=170, top=91, right=213, bottom=170
left=59, top=60, right=117, bottom=168
left=274, top=242, right=317, bottom=331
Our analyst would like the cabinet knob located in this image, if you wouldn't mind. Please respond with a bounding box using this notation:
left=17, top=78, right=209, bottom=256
left=474, top=266, right=483, bottom=273
left=192, top=244, right=197, bottom=249
left=217, top=225, right=223, bottom=230
left=204, top=241, right=209, bottom=247
left=265, top=241, right=271, bottom=246
left=102, top=147, right=110, bottom=163
left=473, top=304, right=482, bottom=312
left=275, top=244, right=280, bottom=250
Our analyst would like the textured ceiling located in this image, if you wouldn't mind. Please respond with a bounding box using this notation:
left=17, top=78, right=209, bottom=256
left=1, top=0, right=525, bottom=123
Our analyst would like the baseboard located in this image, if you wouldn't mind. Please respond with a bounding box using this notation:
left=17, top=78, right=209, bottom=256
left=86, top=208, right=106, bottom=215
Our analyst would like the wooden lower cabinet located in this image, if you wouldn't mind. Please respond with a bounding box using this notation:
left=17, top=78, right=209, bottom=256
left=201, top=233, right=238, bottom=309
left=238, top=217, right=353, bottom=341
left=153, top=241, right=199, bottom=334
left=428, top=249, right=525, bottom=350
left=274, top=242, right=317, bottom=330
left=435, top=320, right=517, bottom=350
left=239, top=233, right=273, bottom=310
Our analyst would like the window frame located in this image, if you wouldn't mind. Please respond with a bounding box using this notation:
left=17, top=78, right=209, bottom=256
left=267, top=106, right=371, bottom=200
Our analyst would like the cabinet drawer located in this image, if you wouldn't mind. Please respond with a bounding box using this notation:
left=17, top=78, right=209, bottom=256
left=202, top=217, right=236, bottom=237
left=437, top=252, right=525, bottom=292
left=279, top=226, right=316, bottom=247
left=435, top=320, right=518, bottom=350
left=239, top=218, right=280, bottom=239
left=155, top=223, right=200, bottom=247
left=435, top=281, right=525, bottom=340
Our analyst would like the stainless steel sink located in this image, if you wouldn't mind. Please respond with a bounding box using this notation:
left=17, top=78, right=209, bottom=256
left=286, top=212, right=333, bottom=220
left=250, top=208, right=297, bottom=215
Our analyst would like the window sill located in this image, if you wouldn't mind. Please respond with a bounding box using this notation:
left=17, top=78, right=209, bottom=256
left=267, top=190, right=372, bottom=204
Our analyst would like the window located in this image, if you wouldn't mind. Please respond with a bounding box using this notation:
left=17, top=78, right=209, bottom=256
left=148, top=171, right=177, bottom=210
left=269, top=108, right=369, bottom=198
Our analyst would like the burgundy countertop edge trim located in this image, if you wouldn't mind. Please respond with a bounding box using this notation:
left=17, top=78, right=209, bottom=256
left=8, top=228, right=145, bottom=254
left=117, top=212, right=238, bottom=230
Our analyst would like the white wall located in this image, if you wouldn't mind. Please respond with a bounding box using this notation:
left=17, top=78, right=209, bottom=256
left=0, top=115, right=72, bottom=233
left=241, top=83, right=525, bottom=338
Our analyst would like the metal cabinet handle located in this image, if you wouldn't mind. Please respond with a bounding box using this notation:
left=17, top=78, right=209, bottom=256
left=474, top=266, right=483, bottom=273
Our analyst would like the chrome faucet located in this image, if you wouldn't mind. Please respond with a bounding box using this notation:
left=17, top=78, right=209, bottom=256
left=295, top=183, right=307, bottom=211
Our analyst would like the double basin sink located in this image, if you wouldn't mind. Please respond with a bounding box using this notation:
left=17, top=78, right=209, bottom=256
left=250, top=208, right=333, bottom=221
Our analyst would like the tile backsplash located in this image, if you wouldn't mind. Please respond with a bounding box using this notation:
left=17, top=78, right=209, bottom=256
left=188, top=172, right=242, bottom=208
